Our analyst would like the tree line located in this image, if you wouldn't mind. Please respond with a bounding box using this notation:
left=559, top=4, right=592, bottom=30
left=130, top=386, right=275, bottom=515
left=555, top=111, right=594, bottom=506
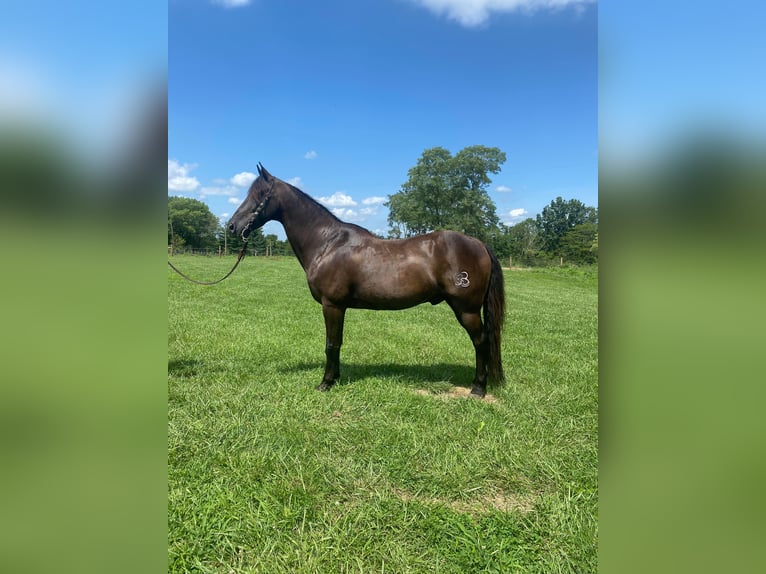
left=497, top=197, right=598, bottom=266
left=169, top=145, right=597, bottom=265
left=168, top=196, right=294, bottom=256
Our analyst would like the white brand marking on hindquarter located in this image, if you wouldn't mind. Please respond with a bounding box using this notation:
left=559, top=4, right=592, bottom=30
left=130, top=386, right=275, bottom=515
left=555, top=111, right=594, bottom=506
left=454, top=271, right=470, bottom=288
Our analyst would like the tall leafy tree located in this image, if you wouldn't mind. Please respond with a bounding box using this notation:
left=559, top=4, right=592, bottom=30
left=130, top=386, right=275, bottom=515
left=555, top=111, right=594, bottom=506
left=504, top=218, right=541, bottom=260
left=535, top=197, right=597, bottom=256
left=560, top=222, right=598, bottom=264
left=168, top=196, right=220, bottom=250
left=387, top=146, right=505, bottom=242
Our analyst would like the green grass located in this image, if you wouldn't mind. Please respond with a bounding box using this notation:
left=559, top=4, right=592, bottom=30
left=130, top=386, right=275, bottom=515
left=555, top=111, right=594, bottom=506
left=169, top=256, right=598, bottom=573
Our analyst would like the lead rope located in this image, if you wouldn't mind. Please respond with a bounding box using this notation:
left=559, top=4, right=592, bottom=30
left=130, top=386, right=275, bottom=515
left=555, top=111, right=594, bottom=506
left=167, top=241, right=248, bottom=285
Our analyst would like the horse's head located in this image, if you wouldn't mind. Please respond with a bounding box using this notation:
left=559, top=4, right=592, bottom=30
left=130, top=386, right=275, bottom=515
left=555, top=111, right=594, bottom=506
left=228, top=163, right=278, bottom=241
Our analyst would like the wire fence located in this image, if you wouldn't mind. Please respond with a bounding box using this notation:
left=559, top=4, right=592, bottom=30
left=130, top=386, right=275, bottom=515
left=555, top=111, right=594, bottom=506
left=168, top=245, right=295, bottom=257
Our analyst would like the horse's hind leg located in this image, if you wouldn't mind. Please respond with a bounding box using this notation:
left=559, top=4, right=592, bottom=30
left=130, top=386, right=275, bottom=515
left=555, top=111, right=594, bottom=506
left=451, top=307, right=489, bottom=398
left=317, top=303, right=346, bottom=391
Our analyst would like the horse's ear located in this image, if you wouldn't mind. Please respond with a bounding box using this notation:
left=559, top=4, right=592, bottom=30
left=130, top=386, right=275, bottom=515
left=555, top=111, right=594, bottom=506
left=258, top=163, right=272, bottom=181
left=256, top=163, right=263, bottom=176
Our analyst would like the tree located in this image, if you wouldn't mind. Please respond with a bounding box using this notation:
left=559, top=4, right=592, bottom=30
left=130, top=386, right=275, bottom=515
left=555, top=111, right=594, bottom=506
left=535, top=197, right=597, bottom=256
left=503, top=218, right=541, bottom=261
left=386, top=146, right=506, bottom=242
left=168, top=196, right=220, bottom=250
left=560, top=222, right=598, bottom=264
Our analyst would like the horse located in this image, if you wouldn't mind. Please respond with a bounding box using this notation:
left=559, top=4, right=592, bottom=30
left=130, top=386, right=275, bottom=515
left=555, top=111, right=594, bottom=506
left=228, top=163, right=506, bottom=398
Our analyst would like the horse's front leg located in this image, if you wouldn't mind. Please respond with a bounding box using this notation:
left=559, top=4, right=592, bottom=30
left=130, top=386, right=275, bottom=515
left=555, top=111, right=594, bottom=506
left=317, top=303, right=346, bottom=391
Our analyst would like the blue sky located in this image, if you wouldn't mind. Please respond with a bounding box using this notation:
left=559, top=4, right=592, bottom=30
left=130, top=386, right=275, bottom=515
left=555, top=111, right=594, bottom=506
left=169, top=0, right=597, bottom=239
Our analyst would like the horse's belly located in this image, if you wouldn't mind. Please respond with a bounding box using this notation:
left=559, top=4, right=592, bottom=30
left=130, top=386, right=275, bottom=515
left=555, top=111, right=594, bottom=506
left=348, top=291, right=436, bottom=310
left=347, top=265, right=439, bottom=310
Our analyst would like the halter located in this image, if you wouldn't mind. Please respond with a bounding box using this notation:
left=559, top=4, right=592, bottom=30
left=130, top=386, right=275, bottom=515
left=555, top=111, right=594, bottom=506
left=240, top=180, right=276, bottom=242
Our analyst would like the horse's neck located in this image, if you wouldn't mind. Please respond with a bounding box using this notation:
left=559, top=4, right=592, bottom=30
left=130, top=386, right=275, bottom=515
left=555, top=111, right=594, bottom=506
left=277, top=185, right=342, bottom=269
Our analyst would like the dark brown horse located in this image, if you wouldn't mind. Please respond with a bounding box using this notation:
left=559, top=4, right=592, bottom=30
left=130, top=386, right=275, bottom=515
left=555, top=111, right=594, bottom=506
left=228, top=164, right=506, bottom=398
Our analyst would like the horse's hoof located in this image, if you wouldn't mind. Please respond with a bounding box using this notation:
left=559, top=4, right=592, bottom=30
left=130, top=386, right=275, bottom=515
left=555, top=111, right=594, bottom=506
left=316, top=382, right=333, bottom=392
left=469, top=386, right=486, bottom=399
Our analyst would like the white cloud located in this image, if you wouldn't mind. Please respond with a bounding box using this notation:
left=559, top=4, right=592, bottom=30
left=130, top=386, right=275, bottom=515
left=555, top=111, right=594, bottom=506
left=213, top=0, right=251, bottom=8
left=287, top=176, right=303, bottom=187
left=509, top=208, right=528, bottom=218
left=495, top=185, right=512, bottom=193
left=198, top=185, right=239, bottom=197
left=406, top=0, right=594, bottom=27
left=318, top=192, right=357, bottom=207
left=330, top=205, right=383, bottom=223
left=230, top=171, right=256, bottom=187
left=228, top=197, right=241, bottom=205
left=331, top=208, right=356, bottom=219
left=323, top=194, right=388, bottom=224
left=332, top=207, right=377, bottom=223
left=304, top=150, right=318, bottom=160
left=168, top=159, right=200, bottom=192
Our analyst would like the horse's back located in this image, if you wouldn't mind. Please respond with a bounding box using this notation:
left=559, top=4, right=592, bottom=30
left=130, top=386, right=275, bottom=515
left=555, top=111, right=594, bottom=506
left=307, top=229, right=490, bottom=310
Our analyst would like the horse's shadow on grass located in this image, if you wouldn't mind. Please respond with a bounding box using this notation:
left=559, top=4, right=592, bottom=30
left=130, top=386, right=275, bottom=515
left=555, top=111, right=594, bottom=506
left=168, top=358, right=202, bottom=378
left=285, top=361, right=478, bottom=391
left=169, top=357, right=487, bottom=393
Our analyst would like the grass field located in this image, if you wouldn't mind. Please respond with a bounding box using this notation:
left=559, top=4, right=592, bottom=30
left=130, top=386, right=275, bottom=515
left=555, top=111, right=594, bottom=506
left=168, top=256, right=598, bottom=573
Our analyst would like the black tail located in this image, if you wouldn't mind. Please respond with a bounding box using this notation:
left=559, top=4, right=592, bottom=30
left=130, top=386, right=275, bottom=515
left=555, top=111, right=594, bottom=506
left=483, top=246, right=506, bottom=384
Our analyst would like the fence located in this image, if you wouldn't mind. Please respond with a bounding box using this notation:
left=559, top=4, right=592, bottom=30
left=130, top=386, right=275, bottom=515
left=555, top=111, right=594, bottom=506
left=168, top=245, right=295, bottom=257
